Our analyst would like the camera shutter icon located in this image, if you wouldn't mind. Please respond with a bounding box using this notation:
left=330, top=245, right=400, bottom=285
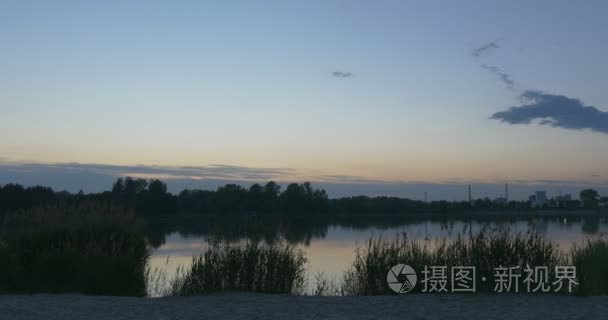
left=387, top=264, right=417, bottom=293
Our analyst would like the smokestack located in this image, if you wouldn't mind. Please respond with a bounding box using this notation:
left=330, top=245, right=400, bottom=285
left=468, top=185, right=472, bottom=203
left=424, top=192, right=427, bottom=203
left=505, top=183, right=509, bottom=202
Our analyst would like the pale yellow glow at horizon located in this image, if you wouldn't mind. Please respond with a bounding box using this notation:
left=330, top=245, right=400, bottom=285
left=2, top=140, right=606, bottom=185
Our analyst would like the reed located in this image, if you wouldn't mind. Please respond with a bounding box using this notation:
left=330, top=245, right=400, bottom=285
left=169, top=240, right=307, bottom=295
left=342, top=226, right=567, bottom=295
left=571, top=238, right=608, bottom=296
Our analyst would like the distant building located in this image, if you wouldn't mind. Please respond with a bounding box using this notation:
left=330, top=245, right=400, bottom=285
left=530, top=191, right=547, bottom=208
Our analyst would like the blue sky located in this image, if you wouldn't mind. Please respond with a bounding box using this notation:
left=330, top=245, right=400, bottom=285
left=1, top=1, right=608, bottom=199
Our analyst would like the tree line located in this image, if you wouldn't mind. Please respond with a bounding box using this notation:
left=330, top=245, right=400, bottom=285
left=0, top=178, right=605, bottom=216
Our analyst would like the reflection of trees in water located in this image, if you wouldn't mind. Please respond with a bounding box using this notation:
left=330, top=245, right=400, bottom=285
left=143, top=214, right=608, bottom=248
left=143, top=215, right=332, bottom=248
left=524, top=216, right=603, bottom=235
left=146, top=223, right=168, bottom=247
left=528, top=218, right=549, bottom=233
left=582, top=216, right=600, bottom=235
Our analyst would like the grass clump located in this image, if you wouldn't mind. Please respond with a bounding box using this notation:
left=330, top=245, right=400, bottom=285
left=571, top=239, right=608, bottom=296
left=0, top=202, right=150, bottom=296
left=170, top=240, right=307, bottom=295
left=343, top=226, right=566, bottom=295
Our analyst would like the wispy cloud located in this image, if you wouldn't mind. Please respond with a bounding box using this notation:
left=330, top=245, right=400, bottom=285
left=471, top=39, right=515, bottom=90
left=0, top=162, right=297, bottom=182
left=481, top=64, right=515, bottom=90
left=316, top=174, right=392, bottom=184
left=491, top=90, right=608, bottom=134
left=472, top=40, right=500, bottom=57
left=331, top=71, right=353, bottom=78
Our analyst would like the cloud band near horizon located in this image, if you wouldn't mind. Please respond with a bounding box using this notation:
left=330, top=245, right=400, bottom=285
left=0, top=161, right=605, bottom=200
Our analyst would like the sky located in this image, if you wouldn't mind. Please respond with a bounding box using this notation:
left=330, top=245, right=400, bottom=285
left=1, top=1, right=608, bottom=200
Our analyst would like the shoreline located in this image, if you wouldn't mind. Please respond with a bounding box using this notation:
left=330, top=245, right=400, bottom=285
left=1, top=293, right=606, bottom=320
left=158, top=209, right=608, bottom=220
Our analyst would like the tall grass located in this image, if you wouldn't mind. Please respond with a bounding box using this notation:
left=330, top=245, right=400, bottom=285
left=169, top=240, right=307, bottom=295
left=572, top=239, right=608, bottom=296
left=0, top=202, right=150, bottom=296
left=312, top=272, right=341, bottom=296
left=343, top=226, right=567, bottom=295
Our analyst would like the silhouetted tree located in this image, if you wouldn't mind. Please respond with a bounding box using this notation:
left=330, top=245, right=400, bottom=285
left=261, top=181, right=281, bottom=212
left=214, top=184, right=248, bottom=213
left=1, top=179, right=605, bottom=217
left=148, top=179, right=168, bottom=195
left=0, top=184, right=55, bottom=212
left=247, top=184, right=264, bottom=212
left=280, top=182, right=328, bottom=213
left=580, top=189, right=600, bottom=208
left=108, top=177, right=177, bottom=214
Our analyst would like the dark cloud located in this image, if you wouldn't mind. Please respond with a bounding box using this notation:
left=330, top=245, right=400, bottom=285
left=317, top=174, right=390, bottom=184
left=491, top=90, right=608, bottom=134
left=472, top=40, right=500, bottom=57
left=0, top=162, right=296, bottom=190
left=531, top=179, right=590, bottom=186
left=331, top=71, right=353, bottom=78
left=481, top=64, right=515, bottom=90
left=474, top=41, right=608, bottom=135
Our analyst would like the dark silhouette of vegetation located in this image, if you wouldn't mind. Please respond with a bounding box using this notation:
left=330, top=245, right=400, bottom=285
left=572, top=239, right=608, bottom=296
left=342, top=228, right=608, bottom=296
left=580, top=189, right=600, bottom=208
left=169, top=240, right=307, bottom=295
left=0, top=184, right=55, bottom=212
left=0, top=203, right=149, bottom=296
left=1, top=179, right=605, bottom=217
left=111, top=177, right=177, bottom=214
left=1, top=199, right=606, bottom=296
left=176, top=181, right=327, bottom=214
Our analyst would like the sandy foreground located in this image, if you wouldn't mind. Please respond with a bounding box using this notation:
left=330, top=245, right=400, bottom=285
left=0, top=293, right=606, bottom=320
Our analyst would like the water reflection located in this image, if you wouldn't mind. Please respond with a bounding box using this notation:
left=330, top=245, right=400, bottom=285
left=145, top=214, right=608, bottom=293
left=144, top=214, right=608, bottom=249
left=582, top=216, right=600, bottom=234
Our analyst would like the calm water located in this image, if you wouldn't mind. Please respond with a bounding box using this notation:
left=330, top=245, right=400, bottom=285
left=146, top=215, right=608, bottom=292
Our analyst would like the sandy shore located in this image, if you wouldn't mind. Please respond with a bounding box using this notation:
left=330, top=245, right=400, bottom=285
left=1, top=293, right=606, bottom=320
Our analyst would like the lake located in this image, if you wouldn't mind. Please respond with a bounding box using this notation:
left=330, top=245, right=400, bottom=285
left=145, top=214, right=608, bottom=293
